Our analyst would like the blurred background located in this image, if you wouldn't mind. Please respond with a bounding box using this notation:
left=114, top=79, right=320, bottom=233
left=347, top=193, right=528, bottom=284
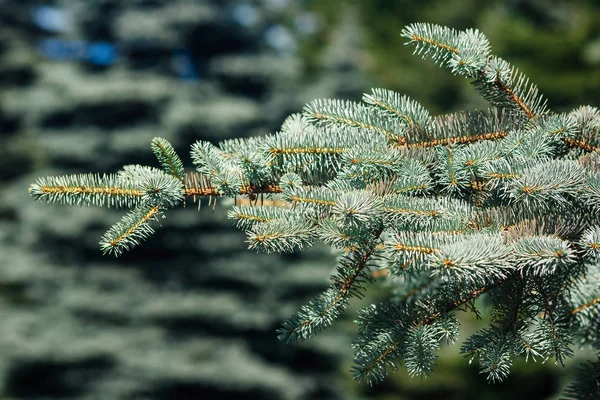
left=0, top=0, right=599, bottom=399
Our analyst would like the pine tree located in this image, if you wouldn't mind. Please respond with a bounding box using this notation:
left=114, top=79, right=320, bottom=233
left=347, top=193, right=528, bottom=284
left=29, top=23, right=600, bottom=398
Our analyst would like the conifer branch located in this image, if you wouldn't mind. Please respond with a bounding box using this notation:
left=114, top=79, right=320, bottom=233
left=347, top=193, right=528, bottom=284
left=151, top=137, right=185, bottom=181
left=564, top=356, right=600, bottom=400
left=354, top=280, right=502, bottom=384
left=567, top=106, right=600, bottom=154
left=29, top=173, right=145, bottom=209
left=100, top=203, right=161, bottom=256
left=404, top=23, right=548, bottom=119
left=268, top=146, right=347, bottom=156
left=407, top=131, right=508, bottom=149
left=247, top=218, right=317, bottom=253
left=27, top=23, right=600, bottom=397
left=183, top=171, right=282, bottom=200
left=278, top=225, right=385, bottom=343
left=363, top=88, right=430, bottom=128
left=405, top=109, right=514, bottom=149
left=563, top=138, right=600, bottom=153
left=305, top=99, right=407, bottom=145
left=401, top=23, right=460, bottom=65
left=492, top=74, right=535, bottom=119
left=571, top=296, right=600, bottom=316
left=421, top=282, right=498, bottom=325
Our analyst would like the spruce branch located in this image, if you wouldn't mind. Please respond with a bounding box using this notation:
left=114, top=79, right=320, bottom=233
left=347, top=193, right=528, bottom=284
left=351, top=302, right=409, bottom=384
left=460, top=325, right=516, bottom=383
left=569, top=264, right=600, bottom=345
left=283, top=185, right=338, bottom=209
left=353, top=280, right=502, bottom=384
left=404, top=324, right=442, bottom=378
left=228, top=205, right=296, bottom=230
left=404, top=23, right=548, bottom=119
left=247, top=218, right=317, bottom=253
left=304, top=99, right=407, bottom=145
left=504, top=159, right=586, bottom=211
left=100, top=202, right=161, bottom=256
left=363, top=88, right=430, bottom=129
left=571, top=296, right=600, bottom=318
left=449, top=29, right=491, bottom=78
left=151, top=137, right=185, bottom=181
left=405, top=109, right=514, bottom=149
left=475, top=57, right=548, bottom=119
left=278, top=225, right=385, bottom=343
left=27, top=23, right=600, bottom=396
left=401, top=23, right=461, bottom=66
left=580, top=227, right=600, bottom=261
left=382, top=195, right=472, bottom=232
left=565, top=106, right=600, bottom=154
left=367, top=158, right=432, bottom=196
left=339, top=145, right=407, bottom=185
left=512, top=235, right=576, bottom=277
left=563, top=356, right=600, bottom=400
left=428, top=234, right=513, bottom=285
left=385, top=231, right=465, bottom=275
left=29, top=173, right=145, bottom=209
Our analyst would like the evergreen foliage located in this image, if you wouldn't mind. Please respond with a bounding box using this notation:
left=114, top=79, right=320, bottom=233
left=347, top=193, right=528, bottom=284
left=29, top=23, right=600, bottom=397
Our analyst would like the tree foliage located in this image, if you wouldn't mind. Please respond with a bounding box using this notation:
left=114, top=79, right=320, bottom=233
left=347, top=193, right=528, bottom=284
left=29, top=23, right=600, bottom=398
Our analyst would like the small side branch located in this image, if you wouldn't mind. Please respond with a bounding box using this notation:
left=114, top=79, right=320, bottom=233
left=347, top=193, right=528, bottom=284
left=571, top=296, right=600, bottom=315
left=494, top=78, right=535, bottom=119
